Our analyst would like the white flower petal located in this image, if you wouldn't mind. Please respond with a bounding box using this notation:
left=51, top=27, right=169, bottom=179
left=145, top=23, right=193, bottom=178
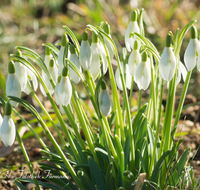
left=104, top=35, right=114, bottom=61
left=128, top=49, right=141, bottom=77
left=79, top=41, right=92, bottom=70
left=99, top=89, right=112, bottom=116
left=26, top=69, right=38, bottom=91
left=135, top=61, right=151, bottom=90
left=0, top=115, right=16, bottom=147
left=15, top=62, right=27, bottom=91
left=58, top=46, right=65, bottom=75
left=6, top=74, right=21, bottom=107
left=69, top=53, right=82, bottom=84
left=125, top=21, right=140, bottom=52
left=184, top=39, right=198, bottom=71
left=89, top=43, right=101, bottom=80
left=159, top=47, right=176, bottom=81
left=179, top=61, right=187, bottom=82
left=98, top=42, right=108, bottom=74
left=58, top=76, right=72, bottom=106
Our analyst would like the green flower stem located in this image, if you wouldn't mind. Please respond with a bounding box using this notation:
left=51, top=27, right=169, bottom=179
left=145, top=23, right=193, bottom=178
left=13, top=108, right=48, bottom=151
left=15, top=130, right=40, bottom=190
left=71, top=89, right=99, bottom=166
left=163, top=77, right=176, bottom=152
left=149, top=79, right=163, bottom=176
left=129, top=77, right=134, bottom=107
left=30, top=88, right=67, bottom=146
left=149, top=54, right=157, bottom=129
left=46, top=92, right=82, bottom=163
left=138, top=90, right=142, bottom=110
left=172, top=71, right=192, bottom=135
left=36, top=110, right=84, bottom=189
left=85, top=70, right=111, bottom=134
left=99, top=118, right=118, bottom=163
left=146, top=86, right=153, bottom=121
left=63, top=105, right=86, bottom=150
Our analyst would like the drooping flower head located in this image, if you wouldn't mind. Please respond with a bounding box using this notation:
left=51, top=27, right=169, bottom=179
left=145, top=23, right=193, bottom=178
left=128, top=40, right=141, bottom=77
left=125, top=10, right=140, bottom=52
left=57, top=67, right=72, bottom=106
left=135, top=51, right=151, bottom=90
left=184, top=25, right=199, bottom=71
left=89, top=32, right=101, bottom=80
left=0, top=102, right=16, bottom=147
left=115, top=52, right=132, bottom=91
left=6, top=60, right=21, bottom=107
left=14, top=50, right=28, bottom=92
left=79, top=30, right=92, bottom=70
left=69, top=44, right=82, bottom=84
left=159, top=33, right=176, bottom=81
left=99, top=80, right=112, bottom=117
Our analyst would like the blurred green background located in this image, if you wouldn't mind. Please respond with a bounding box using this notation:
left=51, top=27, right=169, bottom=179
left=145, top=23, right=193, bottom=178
left=1, top=0, right=200, bottom=96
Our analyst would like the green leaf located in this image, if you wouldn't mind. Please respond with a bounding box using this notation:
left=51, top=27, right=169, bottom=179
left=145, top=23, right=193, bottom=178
left=95, top=75, right=104, bottom=117
left=88, top=156, right=106, bottom=190
left=14, top=180, right=28, bottom=190
left=105, top=162, right=114, bottom=190
left=123, top=170, right=135, bottom=190
left=17, top=178, right=62, bottom=190
left=151, top=150, right=171, bottom=183
left=108, top=111, right=116, bottom=129
left=0, top=68, right=6, bottom=98
left=63, top=26, right=80, bottom=53
left=77, top=171, right=94, bottom=190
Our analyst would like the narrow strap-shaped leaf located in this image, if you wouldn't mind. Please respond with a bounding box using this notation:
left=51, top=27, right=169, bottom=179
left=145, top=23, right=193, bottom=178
left=14, top=180, right=28, bottom=190
left=106, top=162, right=114, bottom=190
left=88, top=156, right=106, bottom=190
left=150, top=150, right=171, bottom=183
left=63, top=26, right=80, bottom=53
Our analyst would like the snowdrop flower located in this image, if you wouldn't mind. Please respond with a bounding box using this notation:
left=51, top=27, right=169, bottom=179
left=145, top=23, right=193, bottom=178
left=58, top=34, right=68, bottom=75
left=99, top=81, right=112, bottom=116
left=54, top=76, right=65, bottom=114
left=40, top=55, right=56, bottom=96
left=24, top=68, right=38, bottom=94
left=57, top=67, right=72, bottom=106
left=128, top=40, right=141, bottom=77
left=125, top=10, right=140, bottom=52
left=175, top=61, right=187, bottom=86
left=135, top=52, right=151, bottom=90
left=159, top=33, right=176, bottom=81
left=89, top=33, right=101, bottom=80
left=98, top=41, right=108, bottom=74
left=69, top=44, right=82, bottom=84
left=44, top=47, right=52, bottom=68
left=6, top=60, right=21, bottom=107
left=0, top=102, right=16, bottom=147
left=14, top=50, right=27, bottom=92
left=184, top=25, right=199, bottom=71
left=79, top=31, right=92, bottom=70
left=104, top=23, right=114, bottom=61
left=115, top=55, right=132, bottom=91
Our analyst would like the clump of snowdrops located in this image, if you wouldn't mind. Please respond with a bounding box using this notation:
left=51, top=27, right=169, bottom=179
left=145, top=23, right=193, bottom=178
left=0, top=8, right=199, bottom=189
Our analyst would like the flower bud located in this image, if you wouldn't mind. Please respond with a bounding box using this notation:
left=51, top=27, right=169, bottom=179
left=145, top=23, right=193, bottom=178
left=6, top=61, right=21, bottom=107
left=69, top=45, right=82, bottom=84
left=125, top=10, right=140, bottom=52
left=0, top=102, right=16, bottom=147
left=135, top=52, right=151, bottom=90
left=128, top=40, right=141, bottom=77
left=184, top=25, right=199, bottom=71
left=159, top=33, right=176, bottom=81
left=99, top=81, right=112, bottom=116
left=79, top=31, right=92, bottom=70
